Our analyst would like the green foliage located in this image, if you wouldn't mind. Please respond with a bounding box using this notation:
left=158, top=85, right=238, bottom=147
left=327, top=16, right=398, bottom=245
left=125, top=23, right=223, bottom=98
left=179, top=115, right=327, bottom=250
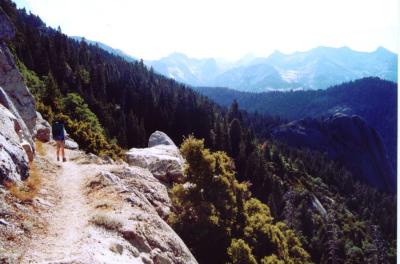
left=54, top=113, right=122, bottom=160
left=227, top=239, right=257, bottom=264
left=169, top=136, right=310, bottom=264
left=170, top=136, right=246, bottom=263
left=77, top=66, right=90, bottom=84
left=17, top=57, right=122, bottom=159
left=260, top=254, right=284, bottom=264
left=61, top=93, right=104, bottom=135
left=16, top=58, right=55, bottom=122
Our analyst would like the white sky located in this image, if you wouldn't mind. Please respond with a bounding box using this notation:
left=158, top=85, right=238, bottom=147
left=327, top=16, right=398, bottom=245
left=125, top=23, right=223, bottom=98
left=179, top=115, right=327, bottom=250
left=13, top=0, right=399, bottom=60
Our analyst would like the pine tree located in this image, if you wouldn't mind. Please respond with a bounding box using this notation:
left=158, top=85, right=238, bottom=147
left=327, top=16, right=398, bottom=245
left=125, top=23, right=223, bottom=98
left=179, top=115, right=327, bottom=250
left=229, top=118, right=242, bottom=158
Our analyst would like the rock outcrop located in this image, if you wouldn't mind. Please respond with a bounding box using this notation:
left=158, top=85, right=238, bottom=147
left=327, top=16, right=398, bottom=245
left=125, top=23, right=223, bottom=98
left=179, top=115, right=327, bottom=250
left=85, top=163, right=197, bottom=264
left=272, top=114, right=395, bottom=192
left=0, top=104, right=29, bottom=182
left=64, top=129, right=79, bottom=150
left=0, top=8, right=36, bottom=133
left=64, top=137, right=79, bottom=150
left=34, top=112, right=51, bottom=142
left=0, top=87, right=34, bottom=148
left=0, top=8, right=38, bottom=170
left=126, top=131, right=185, bottom=183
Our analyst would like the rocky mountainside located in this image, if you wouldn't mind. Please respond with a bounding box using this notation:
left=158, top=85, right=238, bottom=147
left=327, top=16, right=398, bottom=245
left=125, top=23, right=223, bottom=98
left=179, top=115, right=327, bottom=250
left=0, top=7, right=37, bottom=183
left=0, top=7, right=197, bottom=263
left=147, top=47, right=397, bottom=92
left=271, top=114, right=395, bottom=192
left=196, top=77, right=397, bottom=173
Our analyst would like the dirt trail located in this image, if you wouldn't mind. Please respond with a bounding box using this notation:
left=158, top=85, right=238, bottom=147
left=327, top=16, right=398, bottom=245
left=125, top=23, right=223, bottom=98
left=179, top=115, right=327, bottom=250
left=20, top=146, right=94, bottom=263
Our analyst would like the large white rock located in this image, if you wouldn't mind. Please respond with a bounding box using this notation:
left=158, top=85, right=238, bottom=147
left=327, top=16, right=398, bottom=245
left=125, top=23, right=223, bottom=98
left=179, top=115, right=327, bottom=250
left=34, top=111, right=51, bottom=142
left=126, top=132, right=185, bottom=183
left=148, top=130, right=175, bottom=147
left=86, top=165, right=198, bottom=264
left=64, top=137, right=79, bottom=150
left=0, top=104, right=29, bottom=182
left=0, top=87, right=34, bottom=148
left=112, top=166, right=172, bottom=219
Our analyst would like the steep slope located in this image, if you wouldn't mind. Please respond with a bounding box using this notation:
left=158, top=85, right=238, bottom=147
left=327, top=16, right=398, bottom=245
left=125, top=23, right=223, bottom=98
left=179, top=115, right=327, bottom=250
left=196, top=78, right=397, bottom=170
left=0, top=6, right=45, bottom=183
left=71, top=36, right=137, bottom=63
left=271, top=114, right=395, bottom=192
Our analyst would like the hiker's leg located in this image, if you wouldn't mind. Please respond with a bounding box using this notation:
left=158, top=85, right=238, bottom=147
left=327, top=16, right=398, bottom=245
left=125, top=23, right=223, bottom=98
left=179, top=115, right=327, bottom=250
left=56, top=141, right=60, bottom=160
left=61, top=140, right=65, bottom=159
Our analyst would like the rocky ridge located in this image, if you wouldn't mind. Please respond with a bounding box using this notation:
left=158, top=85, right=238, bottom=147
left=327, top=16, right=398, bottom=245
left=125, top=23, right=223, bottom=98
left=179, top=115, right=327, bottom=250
left=272, top=114, right=395, bottom=192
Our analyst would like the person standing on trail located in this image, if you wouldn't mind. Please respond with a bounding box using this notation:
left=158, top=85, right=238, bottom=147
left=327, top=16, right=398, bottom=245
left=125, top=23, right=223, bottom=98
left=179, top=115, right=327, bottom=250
left=52, top=120, right=66, bottom=162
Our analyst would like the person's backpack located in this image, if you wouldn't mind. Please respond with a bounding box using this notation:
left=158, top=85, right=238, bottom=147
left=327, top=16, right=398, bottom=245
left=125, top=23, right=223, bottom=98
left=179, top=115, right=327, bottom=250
left=52, top=121, right=65, bottom=139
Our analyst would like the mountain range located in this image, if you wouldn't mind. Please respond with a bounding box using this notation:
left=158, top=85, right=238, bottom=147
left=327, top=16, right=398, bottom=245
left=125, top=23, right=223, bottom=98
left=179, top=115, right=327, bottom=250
left=69, top=38, right=397, bottom=93
left=147, top=47, right=397, bottom=92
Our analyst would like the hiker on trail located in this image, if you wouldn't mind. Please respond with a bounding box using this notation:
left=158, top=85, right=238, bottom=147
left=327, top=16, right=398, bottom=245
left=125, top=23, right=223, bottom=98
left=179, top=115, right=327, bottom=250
left=52, top=120, right=66, bottom=162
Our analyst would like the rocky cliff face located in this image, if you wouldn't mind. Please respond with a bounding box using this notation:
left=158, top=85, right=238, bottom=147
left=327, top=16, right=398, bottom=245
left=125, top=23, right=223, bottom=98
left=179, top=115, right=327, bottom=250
left=0, top=8, right=39, bottom=183
left=0, top=7, right=55, bottom=184
left=0, top=104, right=29, bottom=182
left=272, top=114, right=395, bottom=192
left=0, top=8, right=36, bottom=134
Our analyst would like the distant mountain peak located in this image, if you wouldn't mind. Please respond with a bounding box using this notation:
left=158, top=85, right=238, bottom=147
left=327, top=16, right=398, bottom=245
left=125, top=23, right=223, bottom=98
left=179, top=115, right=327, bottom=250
left=165, top=52, right=189, bottom=60
left=374, top=46, right=393, bottom=54
left=147, top=46, right=397, bottom=92
left=267, top=50, right=285, bottom=58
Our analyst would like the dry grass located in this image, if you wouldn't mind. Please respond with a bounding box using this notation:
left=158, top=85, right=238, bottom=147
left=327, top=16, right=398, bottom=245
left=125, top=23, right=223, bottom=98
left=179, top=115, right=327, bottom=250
left=94, top=200, right=115, bottom=210
left=35, top=141, right=46, bottom=156
left=109, top=243, right=124, bottom=254
left=90, top=213, right=123, bottom=231
left=5, top=162, right=41, bottom=202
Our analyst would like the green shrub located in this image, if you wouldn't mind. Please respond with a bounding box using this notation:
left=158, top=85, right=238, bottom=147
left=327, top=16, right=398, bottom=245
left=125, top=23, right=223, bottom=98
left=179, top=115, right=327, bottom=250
left=169, top=136, right=311, bottom=264
left=227, top=239, right=257, bottom=264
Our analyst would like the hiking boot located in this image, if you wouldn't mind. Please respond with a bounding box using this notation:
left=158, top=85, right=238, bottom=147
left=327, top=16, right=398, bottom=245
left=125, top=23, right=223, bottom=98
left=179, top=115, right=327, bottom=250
left=63, top=157, right=67, bottom=162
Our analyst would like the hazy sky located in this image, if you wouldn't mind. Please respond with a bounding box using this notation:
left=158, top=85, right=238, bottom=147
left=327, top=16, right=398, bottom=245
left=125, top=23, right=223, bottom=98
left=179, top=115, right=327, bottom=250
left=13, top=0, right=399, bottom=60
